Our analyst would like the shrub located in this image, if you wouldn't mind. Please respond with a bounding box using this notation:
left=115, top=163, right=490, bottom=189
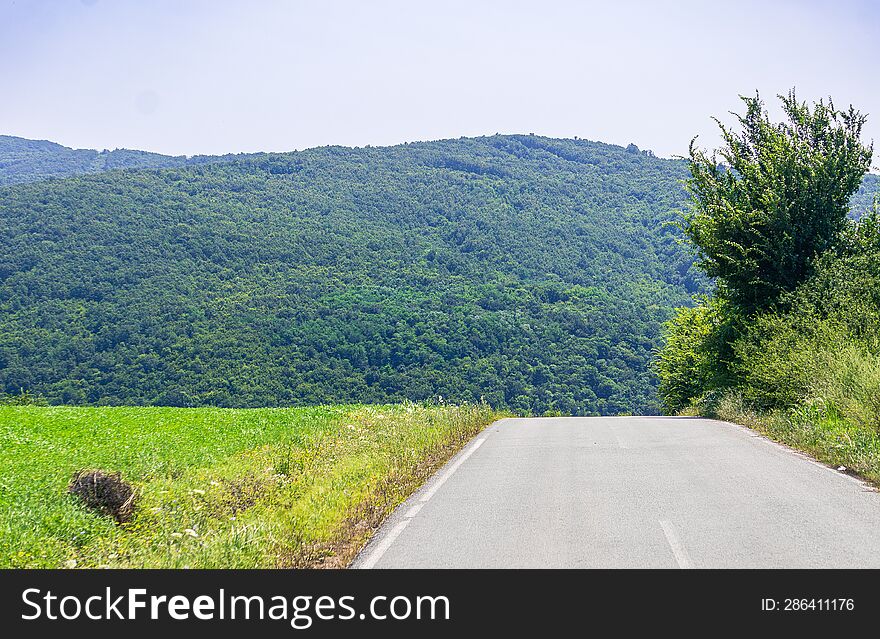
left=733, top=315, right=834, bottom=409
left=813, top=345, right=880, bottom=433
left=655, top=297, right=738, bottom=413
left=0, top=390, right=45, bottom=406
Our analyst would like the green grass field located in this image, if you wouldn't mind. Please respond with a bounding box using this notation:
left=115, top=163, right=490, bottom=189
left=0, top=402, right=501, bottom=568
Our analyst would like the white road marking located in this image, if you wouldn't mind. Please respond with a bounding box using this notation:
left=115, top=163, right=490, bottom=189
left=404, top=503, right=424, bottom=519
left=615, top=434, right=628, bottom=449
left=358, top=520, right=411, bottom=569
left=721, top=420, right=873, bottom=490
left=357, top=434, right=488, bottom=568
left=418, top=436, right=486, bottom=503
left=660, top=519, right=693, bottom=569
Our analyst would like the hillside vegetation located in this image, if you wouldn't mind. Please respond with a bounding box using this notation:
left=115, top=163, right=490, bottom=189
left=0, top=135, right=240, bottom=186
left=0, top=135, right=705, bottom=415
left=657, top=91, right=880, bottom=482
left=0, top=402, right=500, bottom=568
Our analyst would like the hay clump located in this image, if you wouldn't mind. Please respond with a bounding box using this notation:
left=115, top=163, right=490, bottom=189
left=68, top=469, right=137, bottom=523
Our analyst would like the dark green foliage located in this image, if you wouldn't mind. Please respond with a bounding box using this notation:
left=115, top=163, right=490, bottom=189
left=0, top=389, right=45, bottom=406
left=0, top=135, right=706, bottom=414
left=733, top=212, right=880, bottom=412
left=684, top=91, right=872, bottom=314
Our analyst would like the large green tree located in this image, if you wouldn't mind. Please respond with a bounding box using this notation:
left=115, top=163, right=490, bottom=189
left=684, top=90, right=872, bottom=314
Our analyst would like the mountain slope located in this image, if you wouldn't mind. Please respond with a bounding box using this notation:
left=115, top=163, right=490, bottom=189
left=1, top=135, right=705, bottom=413
left=0, top=135, right=242, bottom=186
left=851, top=172, right=880, bottom=214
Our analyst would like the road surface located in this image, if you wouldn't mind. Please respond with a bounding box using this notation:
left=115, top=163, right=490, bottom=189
left=353, top=416, right=880, bottom=568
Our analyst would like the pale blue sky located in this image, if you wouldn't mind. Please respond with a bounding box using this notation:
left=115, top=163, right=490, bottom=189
left=2, top=0, right=878, bottom=161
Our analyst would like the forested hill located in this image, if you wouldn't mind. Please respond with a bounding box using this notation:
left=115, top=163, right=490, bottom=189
left=852, top=173, right=880, bottom=213
left=0, top=135, right=740, bottom=413
left=0, top=135, right=241, bottom=186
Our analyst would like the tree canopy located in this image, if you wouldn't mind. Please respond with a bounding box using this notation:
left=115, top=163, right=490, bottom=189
left=0, top=134, right=703, bottom=414
left=684, top=91, right=873, bottom=314
left=658, top=89, right=878, bottom=415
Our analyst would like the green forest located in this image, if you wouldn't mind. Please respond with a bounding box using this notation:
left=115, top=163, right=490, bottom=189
left=1, top=131, right=877, bottom=415
left=0, top=134, right=708, bottom=414
left=0, top=135, right=240, bottom=186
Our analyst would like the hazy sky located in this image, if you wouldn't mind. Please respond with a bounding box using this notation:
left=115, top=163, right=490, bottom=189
left=2, top=0, right=878, bottom=161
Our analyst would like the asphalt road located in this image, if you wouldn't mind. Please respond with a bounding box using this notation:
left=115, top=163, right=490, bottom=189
left=353, top=416, right=880, bottom=568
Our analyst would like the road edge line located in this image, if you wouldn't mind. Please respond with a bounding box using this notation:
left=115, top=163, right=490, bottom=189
left=352, top=424, right=499, bottom=569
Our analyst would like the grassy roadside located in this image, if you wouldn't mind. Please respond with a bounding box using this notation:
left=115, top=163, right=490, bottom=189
left=0, top=402, right=503, bottom=568
left=689, top=392, right=880, bottom=486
